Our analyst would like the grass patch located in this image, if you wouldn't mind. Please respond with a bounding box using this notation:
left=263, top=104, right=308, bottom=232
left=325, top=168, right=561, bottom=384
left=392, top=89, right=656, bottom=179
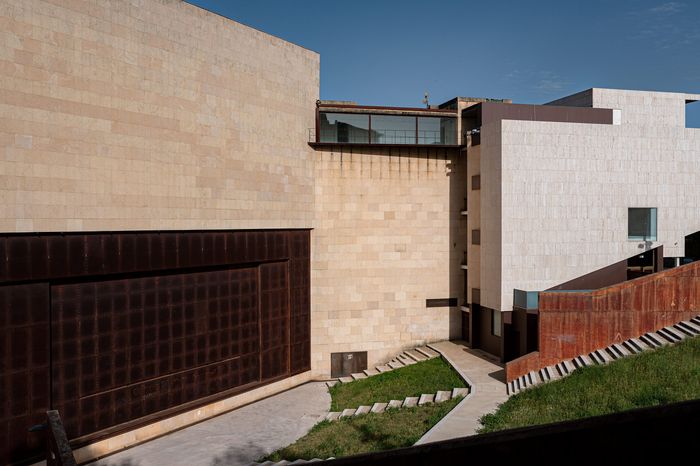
left=479, top=336, right=700, bottom=433
left=329, top=357, right=466, bottom=411
left=264, top=398, right=461, bottom=461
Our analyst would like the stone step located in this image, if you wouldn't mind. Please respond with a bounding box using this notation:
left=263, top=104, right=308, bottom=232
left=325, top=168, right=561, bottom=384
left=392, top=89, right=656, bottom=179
left=363, top=368, right=380, bottom=377
left=588, top=351, right=604, bottom=365
left=574, top=354, right=593, bottom=369
left=325, top=411, right=340, bottom=421
left=629, top=337, right=650, bottom=351
left=387, top=399, right=403, bottom=409
left=325, top=380, right=338, bottom=388
left=527, top=371, right=539, bottom=385
left=350, top=372, right=367, bottom=381
left=679, top=320, right=700, bottom=334
left=416, top=346, right=439, bottom=359
left=452, top=387, right=469, bottom=398
left=657, top=327, right=682, bottom=343
left=539, top=366, right=551, bottom=381
left=370, top=402, right=387, bottom=414
left=388, top=360, right=404, bottom=369
left=354, top=405, right=371, bottom=416
left=622, top=339, right=644, bottom=354
left=691, top=316, right=700, bottom=326
left=665, top=326, right=687, bottom=340
left=338, top=376, right=354, bottom=384
left=435, top=390, right=452, bottom=403
left=404, top=350, right=426, bottom=362
left=593, top=349, right=612, bottom=364
left=402, top=397, right=419, bottom=408
left=673, top=323, right=696, bottom=337
left=640, top=332, right=666, bottom=348
left=418, top=393, right=435, bottom=405
left=397, top=354, right=416, bottom=365
left=376, top=365, right=393, bottom=373
left=339, top=408, right=356, bottom=418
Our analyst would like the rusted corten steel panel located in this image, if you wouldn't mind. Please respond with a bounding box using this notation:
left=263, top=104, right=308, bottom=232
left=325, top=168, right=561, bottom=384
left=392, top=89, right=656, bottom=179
left=0, top=229, right=311, bottom=464
left=0, top=283, right=50, bottom=466
left=538, top=260, right=700, bottom=368
left=0, top=230, right=303, bottom=285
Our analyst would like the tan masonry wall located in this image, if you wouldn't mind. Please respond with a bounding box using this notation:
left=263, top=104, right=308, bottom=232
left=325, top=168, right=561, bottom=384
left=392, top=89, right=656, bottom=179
left=311, top=146, right=467, bottom=376
left=0, top=0, right=319, bottom=232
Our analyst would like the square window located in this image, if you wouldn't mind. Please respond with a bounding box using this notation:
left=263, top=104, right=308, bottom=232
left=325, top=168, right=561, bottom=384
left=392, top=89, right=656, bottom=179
left=628, top=208, right=657, bottom=241
left=471, top=229, right=481, bottom=245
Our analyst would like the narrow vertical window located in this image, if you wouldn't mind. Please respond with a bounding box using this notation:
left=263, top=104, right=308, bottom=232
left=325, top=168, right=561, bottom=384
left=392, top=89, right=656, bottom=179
left=491, top=309, right=502, bottom=337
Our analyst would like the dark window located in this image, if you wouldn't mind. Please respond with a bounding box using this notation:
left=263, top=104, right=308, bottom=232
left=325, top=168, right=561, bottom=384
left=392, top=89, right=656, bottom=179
left=628, top=208, right=657, bottom=241
left=491, top=309, right=502, bottom=337
left=426, top=298, right=458, bottom=307
left=471, top=174, right=481, bottom=190
left=319, top=112, right=369, bottom=143
left=472, top=229, right=481, bottom=245
left=471, top=288, right=480, bottom=304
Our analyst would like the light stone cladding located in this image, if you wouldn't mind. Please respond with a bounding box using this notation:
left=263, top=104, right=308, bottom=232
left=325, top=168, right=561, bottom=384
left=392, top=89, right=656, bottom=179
left=0, top=0, right=319, bottom=232
left=478, top=89, right=700, bottom=312
left=311, top=146, right=467, bottom=376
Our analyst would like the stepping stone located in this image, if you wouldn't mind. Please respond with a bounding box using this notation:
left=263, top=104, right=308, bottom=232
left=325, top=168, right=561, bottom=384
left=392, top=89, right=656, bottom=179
left=376, top=365, right=392, bottom=373
left=351, top=372, right=367, bottom=381
left=640, top=333, right=665, bottom=348
left=605, top=346, right=621, bottom=360
left=555, top=362, right=568, bottom=376
left=354, top=405, right=371, bottom=416
left=539, top=367, right=551, bottom=381
left=691, top=316, right=700, bottom=326
left=363, top=368, right=380, bottom=377
left=325, top=412, right=340, bottom=421
left=403, top=397, right=419, bottom=408
left=435, top=390, right=452, bottom=403
left=563, top=360, right=575, bottom=373
left=404, top=350, right=426, bottom=362
left=507, top=381, right=515, bottom=395
left=452, top=387, right=469, bottom=398
left=388, top=360, right=404, bottom=369
left=387, top=400, right=403, bottom=409
left=673, top=323, right=696, bottom=337
left=338, top=376, right=353, bottom=384
left=325, top=380, right=338, bottom=388
left=418, top=394, right=435, bottom=405
left=339, top=408, right=356, bottom=418
left=370, top=402, right=387, bottom=413
left=416, top=346, right=439, bottom=358
left=574, top=354, right=593, bottom=368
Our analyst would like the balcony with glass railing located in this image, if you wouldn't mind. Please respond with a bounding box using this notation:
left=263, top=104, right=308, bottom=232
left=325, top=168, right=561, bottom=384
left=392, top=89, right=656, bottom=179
left=310, top=106, right=459, bottom=147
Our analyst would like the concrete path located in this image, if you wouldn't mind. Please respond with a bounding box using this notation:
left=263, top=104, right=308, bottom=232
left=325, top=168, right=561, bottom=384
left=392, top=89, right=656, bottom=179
left=416, top=341, right=507, bottom=444
left=89, top=382, right=330, bottom=466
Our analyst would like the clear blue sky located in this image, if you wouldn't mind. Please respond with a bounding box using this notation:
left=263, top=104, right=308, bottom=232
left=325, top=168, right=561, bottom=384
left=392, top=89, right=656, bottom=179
left=186, top=0, right=700, bottom=126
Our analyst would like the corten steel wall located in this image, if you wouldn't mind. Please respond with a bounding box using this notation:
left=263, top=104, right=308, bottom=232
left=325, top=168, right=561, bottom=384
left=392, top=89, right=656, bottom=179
left=0, top=229, right=310, bottom=465
left=505, top=260, right=700, bottom=382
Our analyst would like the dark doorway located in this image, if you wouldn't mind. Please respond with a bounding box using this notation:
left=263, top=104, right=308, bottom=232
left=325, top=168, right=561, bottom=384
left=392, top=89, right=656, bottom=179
left=461, top=310, right=470, bottom=342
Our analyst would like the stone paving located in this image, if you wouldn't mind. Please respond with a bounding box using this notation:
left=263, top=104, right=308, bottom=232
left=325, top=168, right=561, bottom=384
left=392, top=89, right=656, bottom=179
left=88, top=382, right=330, bottom=466
left=416, top=341, right=508, bottom=444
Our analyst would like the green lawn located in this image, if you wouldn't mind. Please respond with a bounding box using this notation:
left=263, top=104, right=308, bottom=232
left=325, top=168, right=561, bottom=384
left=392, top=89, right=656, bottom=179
left=479, top=336, right=700, bottom=433
left=329, top=357, right=466, bottom=411
left=264, top=398, right=461, bottom=461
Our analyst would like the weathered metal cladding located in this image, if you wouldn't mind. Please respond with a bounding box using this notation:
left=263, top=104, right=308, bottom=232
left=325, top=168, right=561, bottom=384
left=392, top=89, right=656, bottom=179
left=0, top=229, right=311, bottom=465
left=537, top=260, right=700, bottom=368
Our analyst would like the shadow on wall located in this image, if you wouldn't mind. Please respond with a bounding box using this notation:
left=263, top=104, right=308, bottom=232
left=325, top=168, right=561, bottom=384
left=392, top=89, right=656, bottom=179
left=448, top=151, right=468, bottom=340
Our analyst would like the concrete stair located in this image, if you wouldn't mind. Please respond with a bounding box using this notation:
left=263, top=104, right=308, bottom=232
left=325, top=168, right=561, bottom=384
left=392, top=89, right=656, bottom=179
left=507, top=315, right=700, bottom=396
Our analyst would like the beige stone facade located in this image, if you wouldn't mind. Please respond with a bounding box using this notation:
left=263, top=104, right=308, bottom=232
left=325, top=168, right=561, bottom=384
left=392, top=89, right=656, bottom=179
left=0, top=0, right=319, bottom=232
left=311, top=146, right=467, bottom=375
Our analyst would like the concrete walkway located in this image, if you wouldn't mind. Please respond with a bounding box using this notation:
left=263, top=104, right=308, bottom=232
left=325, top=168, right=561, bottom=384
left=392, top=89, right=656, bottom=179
left=89, top=382, right=330, bottom=466
left=416, top=341, right=507, bottom=444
